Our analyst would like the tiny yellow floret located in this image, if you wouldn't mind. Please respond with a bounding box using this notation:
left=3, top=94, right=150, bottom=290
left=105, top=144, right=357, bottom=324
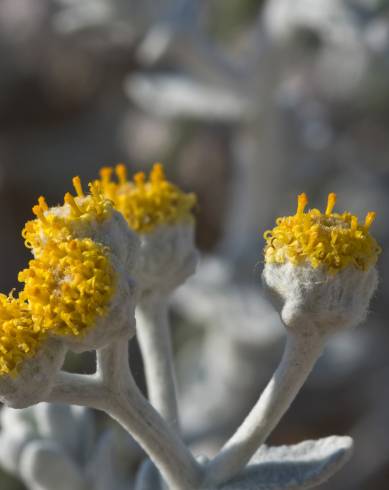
left=0, top=294, right=44, bottom=377
left=97, top=163, right=197, bottom=233
left=116, top=163, right=127, bottom=185
left=72, top=176, right=85, bottom=198
left=263, top=193, right=380, bottom=273
left=22, top=176, right=114, bottom=254
left=18, top=238, right=116, bottom=337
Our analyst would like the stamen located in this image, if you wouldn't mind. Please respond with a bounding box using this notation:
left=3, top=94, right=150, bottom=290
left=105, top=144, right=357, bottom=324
left=64, top=193, right=81, bottom=216
left=72, top=176, right=84, bottom=198
left=116, top=164, right=127, bottom=185
left=89, top=181, right=102, bottom=200
left=100, top=167, right=113, bottom=184
left=134, top=172, right=145, bottom=187
left=365, top=211, right=376, bottom=229
left=38, top=196, right=48, bottom=211
left=351, top=216, right=358, bottom=231
left=32, top=205, right=47, bottom=223
left=150, top=163, right=165, bottom=183
left=307, top=231, right=318, bottom=250
left=296, top=193, right=308, bottom=215
left=325, top=193, right=337, bottom=215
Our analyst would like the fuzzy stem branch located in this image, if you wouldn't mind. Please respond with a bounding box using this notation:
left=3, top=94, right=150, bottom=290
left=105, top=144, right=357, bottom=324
left=136, top=294, right=180, bottom=433
left=45, top=372, right=106, bottom=407
left=205, top=331, right=326, bottom=486
left=97, top=340, right=202, bottom=490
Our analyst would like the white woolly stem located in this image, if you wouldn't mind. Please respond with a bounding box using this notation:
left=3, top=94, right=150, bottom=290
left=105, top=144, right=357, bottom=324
left=97, top=340, right=202, bottom=490
left=136, top=294, right=180, bottom=433
left=204, top=331, right=327, bottom=486
left=45, top=372, right=105, bottom=407
left=46, top=341, right=202, bottom=490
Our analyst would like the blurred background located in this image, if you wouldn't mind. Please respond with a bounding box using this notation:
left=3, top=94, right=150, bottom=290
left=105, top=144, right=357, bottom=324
left=1, top=0, right=389, bottom=488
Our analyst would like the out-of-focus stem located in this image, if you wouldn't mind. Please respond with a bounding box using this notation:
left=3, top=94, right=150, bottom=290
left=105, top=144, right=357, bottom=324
left=136, top=294, right=180, bottom=433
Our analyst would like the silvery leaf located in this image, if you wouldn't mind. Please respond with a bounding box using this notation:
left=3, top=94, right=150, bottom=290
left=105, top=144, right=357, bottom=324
left=69, top=405, right=96, bottom=464
left=125, top=73, right=251, bottom=122
left=34, top=403, right=81, bottom=458
left=215, top=436, right=353, bottom=490
left=19, top=439, right=86, bottom=490
left=134, top=459, right=162, bottom=490
left=1, top=405, right=38, bottom=433
left=86, top=430, right=125, bottom=490
left=0, top=427, right=36, bottom=475
left=0, top=406, right=39, bottom=475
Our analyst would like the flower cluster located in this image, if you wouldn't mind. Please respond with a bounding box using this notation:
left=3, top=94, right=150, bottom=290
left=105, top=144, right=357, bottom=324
left=0, top=166, right=382, bottom=490
left=263, top=193, right=380, bottom=274
left=262, top=192, right=379, bottom=337
left=0, top=162, right=198, bottom=382
left=0, top=174, right=140, bottom=392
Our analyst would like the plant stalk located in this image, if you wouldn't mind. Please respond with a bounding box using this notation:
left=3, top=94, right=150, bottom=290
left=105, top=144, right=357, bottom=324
left=136, top=294, right=180, bottom=433
left=205, top=331, right=326, bottom=486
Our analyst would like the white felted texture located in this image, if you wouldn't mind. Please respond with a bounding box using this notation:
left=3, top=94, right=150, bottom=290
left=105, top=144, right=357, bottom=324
left=131, top=437, right=352, bottom=490
left=91, top=209, right=140, bottom=272
left=92, top=341, right=203, bottom=490
left=136, top=295, right=180, bottom=433
left=55, top=257, right=136, bottom=353
left=0, top=403, right=109, bottom=489
left=85, top=430, right=116, bottom=490
left=19, top=439, right=86, bottom=490
left=215, top=436, right=353, bottom=490
left=34, top=403, right=90, bottom=460
left=203, top=334, right=326, bottom=486
left=68, top=405, right=96, bottom=465
left=0, top=406, right=38, bottom=475
left=135, top=223, right=198, bottom=295
left=0, top=427, right=36, bottom=476
left=40, top=205, right=139, bottom=270
left=263, top=262, right=378, bottom=334
left=0, top=339, right=66, bottom=408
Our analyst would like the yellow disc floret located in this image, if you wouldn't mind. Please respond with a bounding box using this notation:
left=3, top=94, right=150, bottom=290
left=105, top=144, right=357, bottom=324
left=22, top=178, right=114, bottom=254
left=98, top=163, right=197, bottom=233
left=0, top=294, right=44, bottom=376
left=263, top=193, right=380, bottom=274
left=18, top=238, right=116, bottom=337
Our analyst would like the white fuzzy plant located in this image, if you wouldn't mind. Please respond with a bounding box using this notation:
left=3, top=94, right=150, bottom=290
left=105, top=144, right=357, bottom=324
left=0, top=170, right=380, bottom=490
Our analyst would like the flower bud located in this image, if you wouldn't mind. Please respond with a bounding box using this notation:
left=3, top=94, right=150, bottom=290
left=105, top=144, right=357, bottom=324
left=97, top=163, right=198, bottom=295
left=262, top=193, right=380, bottom=335
left=135, top=223, right=198, bottom=295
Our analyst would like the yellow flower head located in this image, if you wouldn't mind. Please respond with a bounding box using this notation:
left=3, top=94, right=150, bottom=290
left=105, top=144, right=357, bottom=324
left=18, top=238, right=116, bottom=337
left=263, top=193, right=380, bottom=274
left=98, top=163, right=197, bottom=233
left=22, top=177, right=114, bottom=255
left=0, top=294, right=44, bottom=376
